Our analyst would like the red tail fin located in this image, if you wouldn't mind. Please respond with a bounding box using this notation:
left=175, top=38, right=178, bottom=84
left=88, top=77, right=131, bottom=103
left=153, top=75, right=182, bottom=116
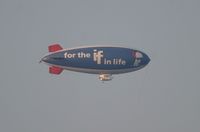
left=49, top=66, right=63, bottom=74
left=48, top=44, right=63, bottom=52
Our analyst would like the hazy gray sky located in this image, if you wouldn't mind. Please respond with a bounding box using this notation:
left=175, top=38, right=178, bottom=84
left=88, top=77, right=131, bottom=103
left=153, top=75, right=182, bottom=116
left=0, top=0, right=200, bottom=132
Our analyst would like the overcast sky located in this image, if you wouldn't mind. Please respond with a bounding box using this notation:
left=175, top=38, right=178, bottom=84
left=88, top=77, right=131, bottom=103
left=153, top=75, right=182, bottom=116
left=0, top=0, right=200, bottom=132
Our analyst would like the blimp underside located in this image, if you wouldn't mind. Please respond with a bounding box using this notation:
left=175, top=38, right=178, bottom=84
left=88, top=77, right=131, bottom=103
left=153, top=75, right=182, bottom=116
left=41, top=44, right=150, bottom=81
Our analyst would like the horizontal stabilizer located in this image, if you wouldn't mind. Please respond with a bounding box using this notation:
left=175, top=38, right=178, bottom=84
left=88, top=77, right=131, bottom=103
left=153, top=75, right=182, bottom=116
left=49, top=66, right=63, bottom=74
left=48, top=44, right=63, bottom=52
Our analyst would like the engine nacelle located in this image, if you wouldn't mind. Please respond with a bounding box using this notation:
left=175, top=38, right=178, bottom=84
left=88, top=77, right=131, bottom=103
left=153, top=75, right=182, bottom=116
left=99, top=74, right=113, bottom=81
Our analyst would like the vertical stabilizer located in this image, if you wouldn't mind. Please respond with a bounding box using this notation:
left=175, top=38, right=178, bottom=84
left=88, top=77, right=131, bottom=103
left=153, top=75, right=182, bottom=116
left=48, top=44, right=63, bottom=52
left=49, top=66, right=63, bottom=74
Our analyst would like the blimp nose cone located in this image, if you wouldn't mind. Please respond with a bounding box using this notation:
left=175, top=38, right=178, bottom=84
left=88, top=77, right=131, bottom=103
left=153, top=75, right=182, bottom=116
left=146, top=55, right=151, bottom=64
left=142, top=53, right=150, bottom=66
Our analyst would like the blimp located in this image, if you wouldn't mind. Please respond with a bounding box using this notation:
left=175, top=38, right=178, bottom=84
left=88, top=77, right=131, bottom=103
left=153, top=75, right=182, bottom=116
left=40, top=44, right=150, bottom=81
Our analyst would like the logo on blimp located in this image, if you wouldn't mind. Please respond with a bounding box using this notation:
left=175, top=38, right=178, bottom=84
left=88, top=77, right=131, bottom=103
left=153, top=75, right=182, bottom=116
left=93, top=49, right=126, bottom=65
left=93, top=49, right=104, bottom=64
left=133, top=51, right=143, bottom=66
left=64, top=49, right=126, bottom=65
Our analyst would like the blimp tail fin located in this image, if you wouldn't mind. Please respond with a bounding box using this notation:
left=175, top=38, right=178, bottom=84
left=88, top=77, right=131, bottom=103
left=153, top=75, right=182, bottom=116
left=49, top=66, right=63, bottom=74
left=48, top=44, right=63, bottom=52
